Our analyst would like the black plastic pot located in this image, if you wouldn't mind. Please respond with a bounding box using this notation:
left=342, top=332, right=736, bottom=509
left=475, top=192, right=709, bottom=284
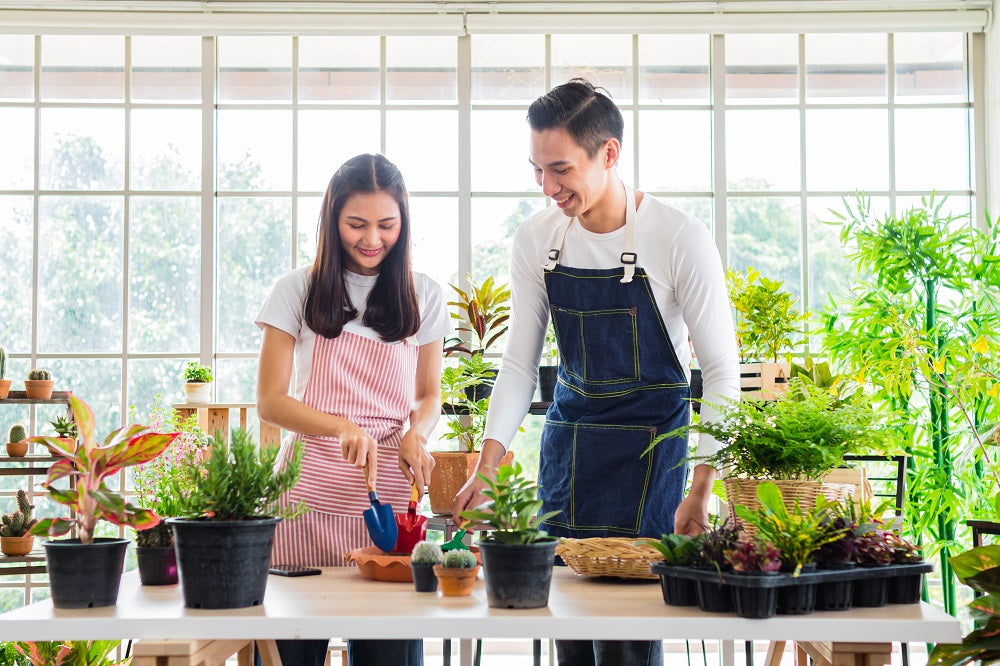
left=411, top=562, right=438, bottom=592
left=137, top=545, right=178, bottom=586
left=888, top=565, right=924, bottom=604
left=776, top=564, right=817, bottom=615
left=479, top=539, right=557, bottom=609
left=852, top=565, right=890, bottom=607
left=168, top=517, right=279, bottom=609
left=695, top=578, right=735, bottom=613
left=537, top=365, right=558, bottom=403
left=733, top=573, right=779, bottom=619
left=658, top=569, right=698, bottom=606
left=815, top=562, right=855, bottom=611
left=464, top=373, right=496, bottom=402
left=44, top=538, right=128, bottom=609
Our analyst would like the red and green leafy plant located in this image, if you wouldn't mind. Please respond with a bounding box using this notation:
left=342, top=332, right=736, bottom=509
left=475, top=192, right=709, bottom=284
left=853, top=527, right=894, bottom=566
left=725, top=538, right=782, bottom=573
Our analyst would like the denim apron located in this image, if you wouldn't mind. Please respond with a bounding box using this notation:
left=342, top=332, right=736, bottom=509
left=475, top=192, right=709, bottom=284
left=539, top=185, right=691, bottom=539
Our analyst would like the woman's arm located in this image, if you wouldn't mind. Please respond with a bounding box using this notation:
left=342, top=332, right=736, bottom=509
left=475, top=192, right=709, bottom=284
left=398, top=338, right=443, bottom=497
left=256, top=324, right=381, bottom=482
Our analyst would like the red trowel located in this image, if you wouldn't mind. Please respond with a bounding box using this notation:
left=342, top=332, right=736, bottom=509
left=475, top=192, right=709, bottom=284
left=392, top=485, right=427, bottom=554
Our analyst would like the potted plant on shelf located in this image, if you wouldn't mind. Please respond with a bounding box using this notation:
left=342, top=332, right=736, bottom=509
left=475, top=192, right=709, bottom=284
left=167, top=427, right=304, bottom=609
left=0, top=346, right=10, bottom=400
left=182, top=360, right=213, bottom=403
left=459, top=461, right=561, bottom=609
left=23, top=368, right=54, bottom=400
left=433, top=548, right=479, bottom=597
left=1, top=489, right=38, bottom=556
left=48, top=416, right=77, bottom=448
left=443, top=274, right=511, bottom=401
left=410, top=540, right=443, bottom=592
left=26, top=393, right=178, bottom=608
left=6, top=424, right=28, bottom=457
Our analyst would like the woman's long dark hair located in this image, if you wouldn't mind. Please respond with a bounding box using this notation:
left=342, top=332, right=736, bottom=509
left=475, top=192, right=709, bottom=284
left=304, top=153, right=420, bottom=342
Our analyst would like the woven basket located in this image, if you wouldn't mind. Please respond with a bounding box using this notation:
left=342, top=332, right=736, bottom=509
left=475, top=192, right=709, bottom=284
left=556, top=537, right=663, bottom=580
left=724, top=477, right=857, bottom=537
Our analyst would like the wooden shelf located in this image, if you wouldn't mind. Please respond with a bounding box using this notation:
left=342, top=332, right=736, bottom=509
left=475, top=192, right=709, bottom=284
left=0, top=390, right=73, bottom=405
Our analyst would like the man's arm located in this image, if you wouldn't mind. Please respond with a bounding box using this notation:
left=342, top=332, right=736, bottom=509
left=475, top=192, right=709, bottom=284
left=673, top=463, right=718, bottom=535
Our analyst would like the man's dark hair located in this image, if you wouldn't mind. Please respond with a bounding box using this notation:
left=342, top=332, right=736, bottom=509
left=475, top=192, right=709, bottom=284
left=527, top=78, right=624, bottom=158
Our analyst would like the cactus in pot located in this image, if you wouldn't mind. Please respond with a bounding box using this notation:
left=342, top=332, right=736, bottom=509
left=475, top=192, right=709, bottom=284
left=6, top=424, right=28, bottom=457
left=434, top=548, right=479, bottom=597
left=0, top=346, right=9, bottom=399
left=24, top=367, right=54, bottom=399
left=410, top=540, right=444, bottom=592
left=1, top=489, right=38, bottom=555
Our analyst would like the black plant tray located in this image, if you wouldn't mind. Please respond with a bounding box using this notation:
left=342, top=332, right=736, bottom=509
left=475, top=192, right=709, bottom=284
left=651, top=561, right=930, bottom=589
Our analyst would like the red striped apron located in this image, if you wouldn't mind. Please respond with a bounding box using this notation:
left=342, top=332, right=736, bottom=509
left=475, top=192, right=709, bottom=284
left=272, top=329, right=418, bottom=566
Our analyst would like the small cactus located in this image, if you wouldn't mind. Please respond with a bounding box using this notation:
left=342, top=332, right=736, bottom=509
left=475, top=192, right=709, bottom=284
left=0, top=346, right=6, bottom=380
left=411, top=540, right=443, bottom=565
left=28, top=368, right=51, bottom=381
left=7, top=424, right=26, bottom=443
left=1, top=489, right=38, bottom=537
left=441, top=548, right=477, bottom=569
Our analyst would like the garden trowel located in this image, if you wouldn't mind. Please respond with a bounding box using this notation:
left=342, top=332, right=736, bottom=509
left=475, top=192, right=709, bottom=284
left=363, top=464, right=397, bottom=553
left=441, top=522, right=470, bottom=552
left=393, top=484, right=428, bottom=555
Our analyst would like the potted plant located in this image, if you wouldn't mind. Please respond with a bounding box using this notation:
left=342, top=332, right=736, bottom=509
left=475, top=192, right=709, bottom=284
left=48, top=416, right=77, bottom=447
left=443, top=274, right=511, bottom=401
left=459, top=461, right=561, bottom=609
left=410, top=540, right=443, bottom=592
left=167, top=427, right=304, bottom=609
left=813, top=514, right=859, bottom=611
left=0, top=346, right=10, bottom=400
left=6, top=424, right=28, bottom=457
left=886, top=531, right=925, bottom=604
left=725, top=537, right=783, bottom=619
left=642, top=533, right=698, bottom=606
left=1, top=489, right=38, bottom=556
left=537, top=322, right=559, bottom=403
left=433, top=548, right=479, bottom=597
left=182, top=360, right=213, bottom=403
left=26, top=393, right=178, bottom=608
left=23, top=368, right=54, bottom=400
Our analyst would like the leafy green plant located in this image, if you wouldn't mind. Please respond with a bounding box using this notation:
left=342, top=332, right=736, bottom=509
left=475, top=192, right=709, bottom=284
left=689, top=515, right=740, bottom=571
left=636, top=533, right=696, bottom=565
left=1, top=489, right=38, bottom=537
left=853, top=526, right=894, bottom=566
left=459, top=461, right=560, bottom=544
left=182, top=361, right=212, bottom=383
left=727, top=266, right=804, bottom=363
left=27, top=393, right=178, bottom=544
left=173, top=427, right=305, bottom=521
left=541, top=322, right=559, bottom=365
left=444, top=274, right=511, bottom=359
left=49, top=416, right=77, bottom=439
left=929, top=544, right=1000, bottom=666
left=441, top=549, right=477, bottom=568
left=725, top=538, right=782, bottom=573
left=411, top=540, right=443, bottom=565
left=14, top=640, right=129, bottom=666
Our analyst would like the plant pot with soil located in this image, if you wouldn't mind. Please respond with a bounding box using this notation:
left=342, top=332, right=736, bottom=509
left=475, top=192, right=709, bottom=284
left=433, top=549, right=480, bottom=596
left=0, top=345, right=10, bottom=399
left=1, top=489, right=38, bottom=556
left=23, top=368, right=54, bottom=400
left=410, top=540, right=443, bottom=592
left=6, top=424, right=28, bottom=457
left=725, top=538, right=783, bottom=619
left=182, top=361, right=213, bottom=403
left=640, top=533, right=698, bottom=606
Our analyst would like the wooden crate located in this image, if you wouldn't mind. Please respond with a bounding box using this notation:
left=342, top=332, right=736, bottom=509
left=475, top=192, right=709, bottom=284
left=739, top=362, right=791, bottom=400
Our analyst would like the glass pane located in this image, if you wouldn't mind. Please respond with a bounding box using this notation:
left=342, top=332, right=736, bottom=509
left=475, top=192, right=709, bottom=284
left=128, top=359, right=189, bottom=418
left=551, top=35, right=633, bottom=101
left=805, top=33, right=886, bottom=103
left=638, top=35, right=710, bottom=104
left=217, top=110, right=292, bottom=191
left=131, top=36, right=201, bottom=103
left=130, top=109, right=201, bottom=191
left=0, top=35, right=34, bottom=100
left=299, top=36, right=379, bottom=103
left=895, top=32, right=966, bottom=103
left=218, top=36, right=291, bottom=103
left=46, top=359, right=123, bottom=436
left=40, top=108, right=125, bottom=190
left=637, top=110, right=711, bottom=192
left=896, top=194, right=971, bottom=219
left=37, top=196, right=123, bottom=353
left=471, top=110, right=537, bottom=192
left=386, top=37, right=457, bottom=103
left=216, top=359, right=259, bottom=409
left=471, top=197, right=545, bottom=284
left=662, top=197, right=713, bottom=233
left=619, top=111, right=635, bottom=188
left=129, top=197, right=200, bottom=352
left=410, top=196, right=458, bottom=290
left=725, top=34, right=798, bottom=104
left=0, top=196, right=33, bottom=351
left=386, top=110, right=458, bottom=192
left=471, top=35, right=545, bottom=103
left=726, top=109, right=799, bottom=191
left=895, top=108, right=970, bottom=192
left=297, top=110, right=380, bottom=192
left=297, top=196, right=322, bottom=266
left=40, top=35, right=124, bottom=101
left=217, top=197, right=292, bottom=353
left=805, top=109, right=888, bottom=192
left=728, top=196, right=802, bottom=303
left=0, top=108, right=33, bottom=189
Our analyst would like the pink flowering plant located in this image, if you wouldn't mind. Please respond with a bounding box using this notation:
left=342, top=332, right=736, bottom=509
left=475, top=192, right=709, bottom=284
left=27, top=393, right=179, bottom=545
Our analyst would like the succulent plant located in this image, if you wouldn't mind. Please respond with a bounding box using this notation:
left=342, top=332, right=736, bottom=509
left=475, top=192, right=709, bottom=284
left=0, top=346, right=7, bottom=380
left=7, top=424, right=26, bottom=444
left=441, top=548, right=477, bottom=569
left=637, top=533, right=696, bottom=565
left=725, top=538, right=782, bottom=573
left=1, top=489, right=38, bottom=537
left=411, top=540, right=444, bottom=565
left=28, top=368, right=51, bottom=381
left=49, top=415, right=78, bottom=439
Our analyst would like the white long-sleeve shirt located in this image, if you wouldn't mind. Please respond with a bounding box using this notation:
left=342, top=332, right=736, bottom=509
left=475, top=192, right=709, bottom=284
left=483, top=193, right=740, bottom=460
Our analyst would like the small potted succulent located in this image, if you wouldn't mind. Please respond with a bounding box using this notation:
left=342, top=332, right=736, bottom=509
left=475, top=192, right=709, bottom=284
left=49, top=416, right=77, bottom=447
left=6, top=424, right=28, bottom=457
left=182, top=361, right=213, bottom=403
left=24, top=368, right=54, bottom=400
left=642, top=533, right=698, bottom=606
left=725, top=537, right=783, bottom=619
left=410, top=540, right=443, bottom=592
left=0, top=346, right=10, bottom=399
left=433, top=548, right=479, bottom=597
left=1, top=489, right=38, bottom=556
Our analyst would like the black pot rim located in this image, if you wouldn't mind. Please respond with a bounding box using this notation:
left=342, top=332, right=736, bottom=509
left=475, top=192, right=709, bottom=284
left=166, top=516, right=281, bottom=527
left=477, top=539, right=558, bottom=550
left=43, top=537, right=129, bottom=549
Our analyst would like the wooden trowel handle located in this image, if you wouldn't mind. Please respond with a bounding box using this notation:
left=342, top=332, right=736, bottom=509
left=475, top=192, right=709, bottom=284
left=363, top=463, right=375, bottom=494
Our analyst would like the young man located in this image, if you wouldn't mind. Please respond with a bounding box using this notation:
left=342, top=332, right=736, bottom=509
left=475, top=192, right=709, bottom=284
left=452, top=79, right=740, bottom=666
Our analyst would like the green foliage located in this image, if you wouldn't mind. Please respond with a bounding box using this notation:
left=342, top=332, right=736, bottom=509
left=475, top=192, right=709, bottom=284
left=689, top=515, right=740, bottom=570
left=7, top=424, right=26, bottom=443
left=27, top=393, right=178, bottom=544
left=49, top=416, right=77, bottom=439
left=727, top=266, right=803, bottom=363
left=0, top=642, right=27, bottom=666
left=173, top=427, right=305, bottom=521
left=14, top=639, right=129, bottom=665
left=0, top=346, right=6, bottom=379
left=929, top=545, right=1000, bottom=666
left=635, top=533, right=696, bottom=565
left=182, top=361, right=212, bottom=383
left=441, top=549, right=477, bottom=568
left=27, top=368, right=51, bottom=381
left=650, top=378, right=891, bottom=480
left=459, top=461, right=560, bottom=545
left=1, top=489, right=38, bottom=538
left=444, top=274, right=511, bottom=358
left=541, top=322, right=559, bottom=365
left=441, top=395, right=489, bottom=454
left=411, top=540, right=443, bottom=565
left=725, top=538, right=782, bottom=573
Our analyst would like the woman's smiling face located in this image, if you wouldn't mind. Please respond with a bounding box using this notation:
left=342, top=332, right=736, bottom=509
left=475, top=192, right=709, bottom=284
left=337, top=190, right=402, bottom=275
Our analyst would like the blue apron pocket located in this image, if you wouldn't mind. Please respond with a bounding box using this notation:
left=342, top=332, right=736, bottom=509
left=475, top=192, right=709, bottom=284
left=539, top=421, right=655, bottom=536
left=551, top=305, right=639, bottom=385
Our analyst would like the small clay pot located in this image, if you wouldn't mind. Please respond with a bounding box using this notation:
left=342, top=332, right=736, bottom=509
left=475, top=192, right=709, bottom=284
left=1, top=535, right=35, bottom=557
left=23, top=379, right=54, bottom=400
left=433, top=564, right=479, bottom=597
left=5, top=440, right=29, bottom=457
left=0, top=379, right=11, bottom=400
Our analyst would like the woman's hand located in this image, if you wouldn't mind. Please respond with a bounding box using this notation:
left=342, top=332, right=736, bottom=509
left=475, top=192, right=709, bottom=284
left=398, top=429, right=435, bottom=498
left=338, top=422, right=380, bottom=484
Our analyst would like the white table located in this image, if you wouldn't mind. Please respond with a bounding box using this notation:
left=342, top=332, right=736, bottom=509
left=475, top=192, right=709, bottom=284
left=0, top=568, right=962, bottom=666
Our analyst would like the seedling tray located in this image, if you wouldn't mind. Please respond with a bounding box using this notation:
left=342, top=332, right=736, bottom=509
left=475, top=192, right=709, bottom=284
left=650, top=562, right=931, bottom=588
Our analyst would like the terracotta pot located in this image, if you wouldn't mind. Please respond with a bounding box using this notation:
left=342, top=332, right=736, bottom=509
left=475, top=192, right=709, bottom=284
left=433, top=564, right=480, bottom=596
left=23, top=379, right=54, bottom=400
left=183, top=382, right=212, bottom=403
left=428, top=449, right=515, bottom=515
left=5, top=440, right=29, bottom=457
left=1, top=535, right=35, bottom=556
left=0, top=378, right=11, bottom=400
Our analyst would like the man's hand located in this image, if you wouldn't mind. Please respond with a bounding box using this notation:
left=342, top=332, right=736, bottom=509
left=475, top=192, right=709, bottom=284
left=673, top=464, right=718, bottom=536
left=451, top=438, right=507, bottom=523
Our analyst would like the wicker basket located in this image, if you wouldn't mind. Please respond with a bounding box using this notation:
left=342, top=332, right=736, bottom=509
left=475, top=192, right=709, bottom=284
left=556, top=537, right=663, bottom=580
left=724, top=477, right=857, bottom=537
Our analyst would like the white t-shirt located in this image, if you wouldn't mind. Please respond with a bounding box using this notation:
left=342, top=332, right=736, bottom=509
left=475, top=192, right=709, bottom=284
left=483, top=193, right=740, bottom=460
left=255, top=266, right=451, bottom=400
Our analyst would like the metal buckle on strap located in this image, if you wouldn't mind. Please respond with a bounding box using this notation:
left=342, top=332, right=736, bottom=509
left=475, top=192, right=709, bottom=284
left=620, top=252, right=637, bottom=265
left=548, top=249, right=561, bottom=262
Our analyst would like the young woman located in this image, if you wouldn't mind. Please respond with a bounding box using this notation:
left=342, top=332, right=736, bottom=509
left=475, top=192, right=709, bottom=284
left=255, top=153, right=449, bottom=666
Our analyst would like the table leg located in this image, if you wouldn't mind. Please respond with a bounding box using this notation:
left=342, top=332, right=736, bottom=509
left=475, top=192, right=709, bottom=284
left=797, top=641, right=893, bottom=666
left=459, top=638, right=474, bottom=666
left=256, top=639, right=282, bottom=666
